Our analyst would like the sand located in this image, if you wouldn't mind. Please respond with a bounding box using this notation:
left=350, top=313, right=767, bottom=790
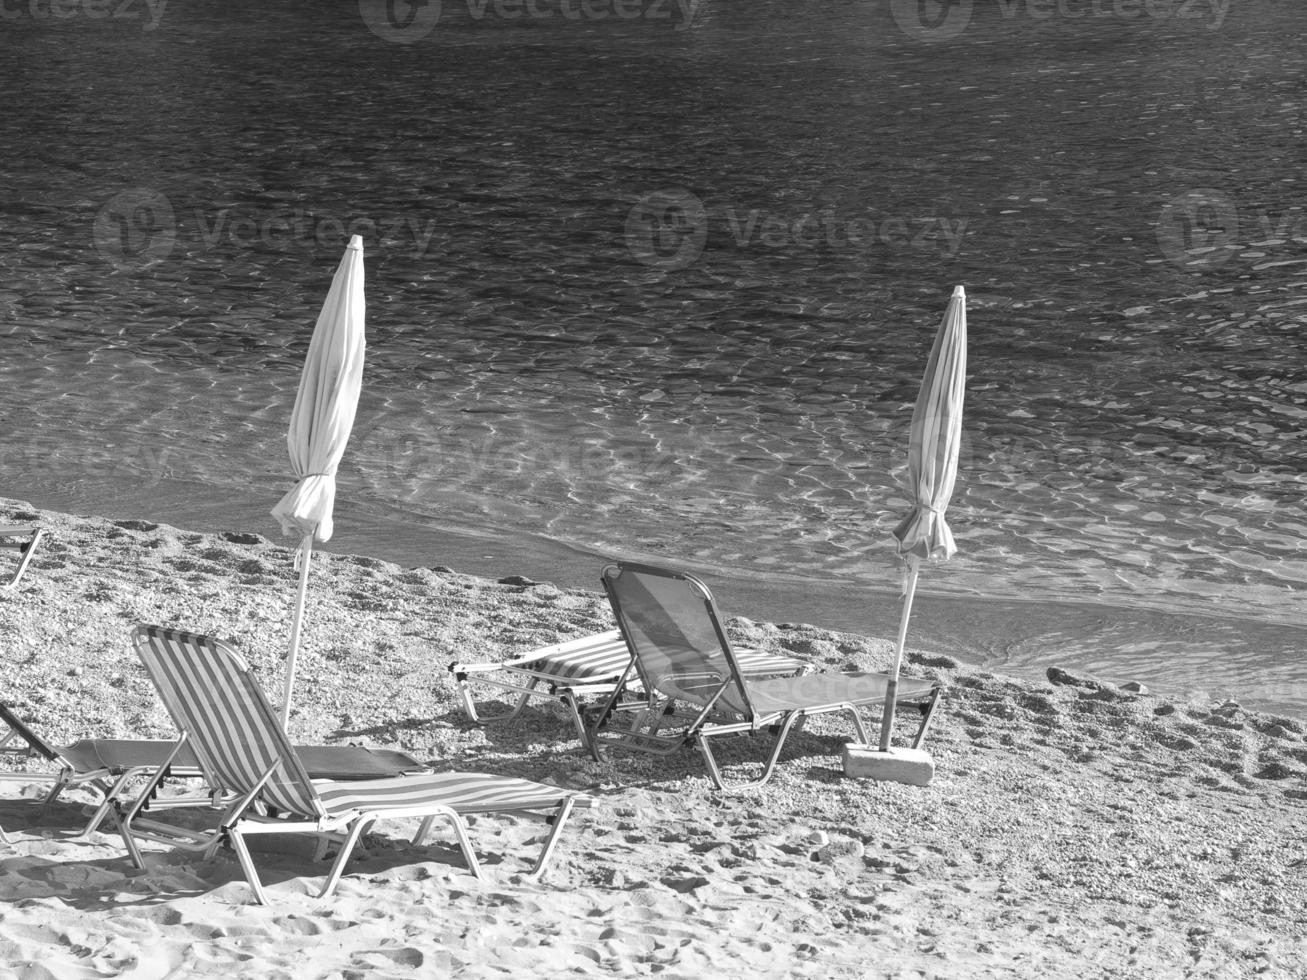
left=1, top=498, right=1305, bottom=979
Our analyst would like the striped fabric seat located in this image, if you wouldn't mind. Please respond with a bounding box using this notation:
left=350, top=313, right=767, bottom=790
left=522, top=633, right=807, bottom=683
left=521, top=631, right=632, bottom=682
left=124, top=625, right=593, bottom=905
left=315, top=771, right=581, bottom=819
left=450, top=628, right=813, bottom=743
left=587, top=562, right=944, bottom=791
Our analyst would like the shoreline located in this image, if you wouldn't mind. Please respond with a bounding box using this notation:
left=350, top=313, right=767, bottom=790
left=1, top=500, right=1305, bottom=977
left=11, top=484, right=1307, bottom=719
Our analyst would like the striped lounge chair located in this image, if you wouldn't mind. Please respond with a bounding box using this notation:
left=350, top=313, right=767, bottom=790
left=124, top=625, right=594, bottom=904
left=0, top=701, right=427, bottom=843
left=450, top=629, right=813, bottom=744
left=588, top=562, right=943, bottom=791
left=1, top=524, right=44, bottom=589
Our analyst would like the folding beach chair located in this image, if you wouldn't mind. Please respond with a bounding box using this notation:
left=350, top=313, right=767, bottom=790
left=450, top=629, right=813, bottom=742
left=123, top=625, right=593, bottom=904
left=1, top=524, right=44, bottom=589
left=0, top=703, right=191, bottom=844
left=0, top=702, right=427, bottom=843
left=587, top=562, right=943, bottom=791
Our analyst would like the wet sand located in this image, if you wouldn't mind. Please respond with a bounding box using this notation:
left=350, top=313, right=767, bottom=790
left=1, top=498, right=1305, bottom=978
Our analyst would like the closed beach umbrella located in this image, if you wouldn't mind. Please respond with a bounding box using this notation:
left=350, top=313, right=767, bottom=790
left=271, top=235, right=366, bottom=725
left=878, top=285, right=967, bottom=751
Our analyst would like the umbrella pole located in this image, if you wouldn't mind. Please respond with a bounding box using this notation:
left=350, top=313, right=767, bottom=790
left=282, top=534, right=314, bottom=728
left=878, top=558, right=921, bottom=752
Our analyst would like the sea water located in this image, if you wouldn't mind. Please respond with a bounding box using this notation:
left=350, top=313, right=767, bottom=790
left=1, top=0, right=1305, bottom=714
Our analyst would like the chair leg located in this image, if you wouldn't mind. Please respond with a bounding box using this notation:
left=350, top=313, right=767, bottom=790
left=446, top=813, right=481, bottom=879
left=40, top=772, right=73, bottom=812
left=311, top=832, right=337, bottom=863
left=118, top=760, right=175, bottom=870
left=412, top=810, right=481, bottom=879
left=412, top=815, right=435, bottom=845
left=560, top=690, right=590, bottom=746
left=3, top=528, right=44, bottom=589
left=80, top=773, right=137, bottom=836
left=845, top=704, right=870, bottom=745
left=695, top=731, right=729, bottom=790
left=317, top=818, right=373, bottom=899
left=696, top=711, right=805, bottom=793
left=456, top=677, right=539, bottom=725
left=527, top=797, right=575, bottom=879
left=227, top=827, right=272, bottom=906
left=201, top=832, right=228, bottom=861
left=910, top=689, right=943, bottom=749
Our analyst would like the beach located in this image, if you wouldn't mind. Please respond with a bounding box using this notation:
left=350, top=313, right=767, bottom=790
left=2, top=497, right=1304, bottom=979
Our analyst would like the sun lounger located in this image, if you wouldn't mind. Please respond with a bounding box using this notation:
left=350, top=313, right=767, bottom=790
left=1, top=524, right=44, bottom=589
left=451, top=629, right=813, bottom=742
left=122, top=625, right=594, bottom=903
left=0, top=702, right=426, bottom=843
left=587, top=561, right=943, bottom=791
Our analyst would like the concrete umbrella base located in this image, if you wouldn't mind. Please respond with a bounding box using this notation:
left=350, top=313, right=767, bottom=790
left=842, top=744, right=935, bottom=786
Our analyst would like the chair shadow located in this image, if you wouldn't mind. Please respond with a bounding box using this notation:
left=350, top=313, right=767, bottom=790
left=1, top=798, right=491, bottom=912
left=419, top=698, right=874, bottom=792
left=332, top=699, right=876, bottom=794
left=324, top=714, right=441, bottom=745
left=334, top=703, right=595, bottom=763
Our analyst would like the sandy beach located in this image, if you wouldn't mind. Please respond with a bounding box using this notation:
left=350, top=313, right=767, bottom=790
left=1, top=497, right=1304, bottom=979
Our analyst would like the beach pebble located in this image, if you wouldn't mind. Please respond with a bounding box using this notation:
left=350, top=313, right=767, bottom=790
left=911, top=652, right=961, bottom=669
left=815, top=838, right=865, bottom=867
left=1046, top=666, right=1105, bottom=690
left=218, top=531, right=265, bottom=545
left=113, top=520, right=159, bottom=532
left=498, top=575, right=540, bottom=587
left=661, top=874, right=711, bottom=894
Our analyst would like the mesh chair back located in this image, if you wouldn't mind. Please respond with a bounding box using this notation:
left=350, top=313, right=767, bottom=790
left=601, top=563, right=756, bottom=718
left=132, top=626, right=322, bottom=818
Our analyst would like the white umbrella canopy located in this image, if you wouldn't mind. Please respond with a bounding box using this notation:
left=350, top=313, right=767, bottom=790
left=271, top=235, right=366, bottom=724
left=878, top=285, right=967, bottom=751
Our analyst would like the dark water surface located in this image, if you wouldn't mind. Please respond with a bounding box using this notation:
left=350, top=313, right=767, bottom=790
left=2, top=0, right=1305, bottom=713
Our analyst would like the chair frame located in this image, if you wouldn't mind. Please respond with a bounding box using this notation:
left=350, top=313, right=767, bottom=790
left=0, top=704, right=201, bottom=844
left=587, top=562, right=942, bottom=791
left=0, top=703, right=429, bottom=844
left=1, top=524, right=44, bottom=589
left=450, top=630, right=635, bottom=741
left=123, top=625, right=592, bottom=904
left=451, top=630, right=815, bottom=743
